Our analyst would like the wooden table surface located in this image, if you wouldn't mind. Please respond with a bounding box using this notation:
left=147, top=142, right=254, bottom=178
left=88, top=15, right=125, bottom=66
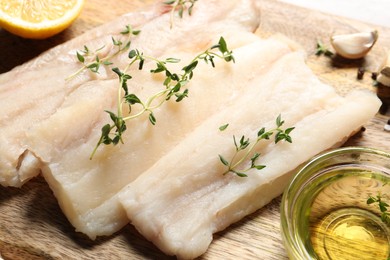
left=1, top=0, right=390, bottom=259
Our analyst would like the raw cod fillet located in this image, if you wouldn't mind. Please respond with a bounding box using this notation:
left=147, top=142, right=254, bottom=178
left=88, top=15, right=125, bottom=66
left=0, top=0, right=382, bottom=259
left=0, top=0, right=261, bottom=187
left=118, top=53, right=380, bottom=258
left=0, top=0, right=274, bottom=238
left=26, top=35, right=292, bottom=238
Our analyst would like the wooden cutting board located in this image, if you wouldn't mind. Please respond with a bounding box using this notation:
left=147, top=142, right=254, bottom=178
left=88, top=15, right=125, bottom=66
left=1, top=0, right=389, bottom=259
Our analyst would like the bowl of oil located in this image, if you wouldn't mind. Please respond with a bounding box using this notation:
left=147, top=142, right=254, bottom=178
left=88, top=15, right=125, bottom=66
left=280, top=147, right=390, bottom=260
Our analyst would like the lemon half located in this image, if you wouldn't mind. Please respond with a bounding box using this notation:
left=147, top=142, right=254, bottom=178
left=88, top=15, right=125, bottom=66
left=0, top=0, right=85, bottom=39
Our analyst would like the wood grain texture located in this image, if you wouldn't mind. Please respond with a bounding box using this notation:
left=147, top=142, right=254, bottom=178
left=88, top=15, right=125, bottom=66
left=0, top=0, right=389, bottom=259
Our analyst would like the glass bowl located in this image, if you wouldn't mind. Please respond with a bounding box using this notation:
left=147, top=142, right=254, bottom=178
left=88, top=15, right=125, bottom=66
left=280, top=147, right=390, bottom=260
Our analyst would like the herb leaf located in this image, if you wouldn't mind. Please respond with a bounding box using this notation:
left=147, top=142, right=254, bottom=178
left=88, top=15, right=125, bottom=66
left=367, top=194, right=390, bottom=225
left=165, top=0, right=198, bottom=28
left=219, top=124, right=229, bottom=131
left=67, top=25, right=141, bottom=81
left=315, top=40, right=334, bottom=57
left=219, top=115, right=294, bottom=177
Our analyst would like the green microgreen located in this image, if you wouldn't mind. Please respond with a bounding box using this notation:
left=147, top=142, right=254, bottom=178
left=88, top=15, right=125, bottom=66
left=218, top=115, right=294, bottom=177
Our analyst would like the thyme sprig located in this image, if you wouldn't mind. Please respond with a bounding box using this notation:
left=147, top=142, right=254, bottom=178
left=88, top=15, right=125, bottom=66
left=367, top=194, right=390, bottom=225
left=315, top=40, right=334, bottom=57
left=164, top=0, right=197, bottom=28
left=90, top=36, right=234, bottom=159
left=66, top=25, right=140, bottom=80
left=219, top=115, right=295, bottom=177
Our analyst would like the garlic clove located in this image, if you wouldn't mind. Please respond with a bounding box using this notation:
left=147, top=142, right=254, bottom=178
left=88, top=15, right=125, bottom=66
left=330, top=30, right=378, bottom=59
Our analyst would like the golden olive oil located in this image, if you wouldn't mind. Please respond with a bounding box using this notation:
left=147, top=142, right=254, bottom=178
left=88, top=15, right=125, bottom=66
left=308, top=173, right=390, bottom=260
left=310, top=208, right=389, bottom=260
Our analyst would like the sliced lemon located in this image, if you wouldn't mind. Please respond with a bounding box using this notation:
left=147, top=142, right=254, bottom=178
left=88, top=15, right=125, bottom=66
left=0, top=0, right=85, bottom=39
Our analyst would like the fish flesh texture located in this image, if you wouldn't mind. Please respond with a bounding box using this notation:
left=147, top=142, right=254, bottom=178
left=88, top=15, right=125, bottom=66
left=25, top=36, right=293, bottom=237
left=0, top=0, right=381, bottom=259
left=0, top=0, right=261, bottom=187
left=0, top=3, right=163, bottom=187
left=118, top=52, right=380, bottom=259
left=1, top=0, right=270, bottom=237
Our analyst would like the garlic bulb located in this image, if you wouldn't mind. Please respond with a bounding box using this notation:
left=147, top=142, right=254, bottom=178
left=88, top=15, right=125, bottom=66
left=330, top=30, right=378, bottom=59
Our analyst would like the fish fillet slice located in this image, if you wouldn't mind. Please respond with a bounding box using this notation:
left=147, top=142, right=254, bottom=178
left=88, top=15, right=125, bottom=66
left=118, top=53, right=381, bottom=259
left=0, top=0, right=261, bottom=187
left=24, top=34, right=293, bottom=238
left=0, top=6, right=163, bottom=187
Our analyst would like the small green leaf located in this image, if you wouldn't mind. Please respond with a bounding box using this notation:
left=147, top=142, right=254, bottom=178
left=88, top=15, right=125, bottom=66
left=219, top=155, right=229, bottom=166
left=163, top=76, right=172, bottom=87
left=367, top=197, right=376, bottom=204
left=164, top=0, right=176, bottom=4
left=139, top=58, right=145, bottom=70
left=125, top=94, right=141, bottom=105
left=112, top=67, right=123, bottom=77
left=83, top=45, right=90, bottom=54
left=183, top=60, right=198, bottom=74
left=250, top=153, right=260, bottom=165
left=263, top=131, right=273, bottom=140
left=276, top=114, right=284, bottom=127
left=234, top=171, right=248, bottom=178
left=315, top=41, right=334, bottom=57
left=100, top=124, right=113, bottom=145
left=219, top=124, right=229, bottom=131
left=105, top=110, right=118, bottom=123
left=218, top=37, right=228, bottom=53
left=285, top=127, right=295, bottom=135
left=87, top=63, right=100, bottom=73
left=239, top=136, right=250, bottom=150
left=122, top=74, right=132, bottom=80
left=170, top=73, right=179, bottom=81
left=123, top=41, right=131, bottom=51
left=178, top=6, right=184, bottom=18
left=381, top=214, right=386, bottom=222
left=233, top=135, right=239, bottom=151
left=275, top=132, right=285, bottom=143
left=112, top=37, right=122, bottom=46
left=120, top=25, right=131, bottom=35
left=380, top=203, right=388, bottom=213
left=188, top=3, right=195, bottom=15
left=210, top=43, right=220, bottom=50
left=128, top=49, right=137, bottom=59
left=257, top=127, right=265, bottom=137
left=149, top=112, right=156, bottom=125
left=151, top=63, right=166, bottom=74
left=166, top=57, right=181, bottom=63
left=175, top=89, right=189, bottom=102
left=253, top=165, right=266, bottom=170
left=76, top=51, right=85, bottom=63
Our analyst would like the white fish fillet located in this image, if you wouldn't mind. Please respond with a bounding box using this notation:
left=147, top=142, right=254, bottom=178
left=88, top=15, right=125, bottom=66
left=26, top=37, right=294, bottom=238
left=0, top=4, right=163, bottom=187
left=0, top=0, right=381, bottom=259
left=118, top=53, right=381, bottom=259
left=1, top=0, right=269, bottom=237
left=0, top=0, right=261, bottom=187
